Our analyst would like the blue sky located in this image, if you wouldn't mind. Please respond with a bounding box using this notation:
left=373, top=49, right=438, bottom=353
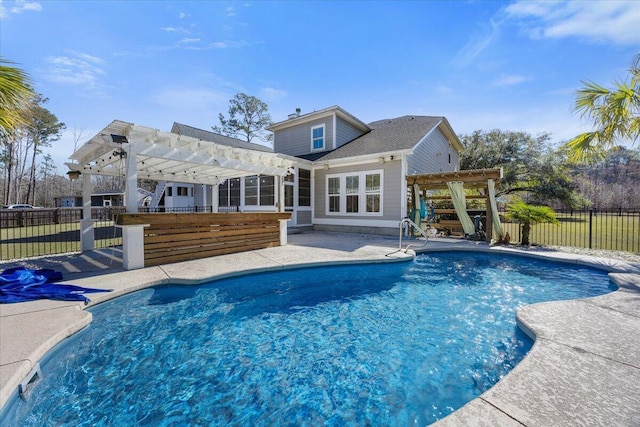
left=1, top=0, right=639, bottom=172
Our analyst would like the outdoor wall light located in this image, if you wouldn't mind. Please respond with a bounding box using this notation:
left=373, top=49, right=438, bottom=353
left=112, top=148, right=127, bottom=158
left=67, top=170, right=82, bottom=181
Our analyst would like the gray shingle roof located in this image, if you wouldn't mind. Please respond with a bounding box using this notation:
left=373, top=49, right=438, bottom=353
left=317, top=116, right=443, bottom=161
left=171, top=122, right=273, bottom=153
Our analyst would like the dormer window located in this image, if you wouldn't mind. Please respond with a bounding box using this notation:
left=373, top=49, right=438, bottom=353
left=311, top=125, right=325, bottom=151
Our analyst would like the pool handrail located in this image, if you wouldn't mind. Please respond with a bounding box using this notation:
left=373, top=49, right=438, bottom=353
left=399, top=217, right=429, bottom=253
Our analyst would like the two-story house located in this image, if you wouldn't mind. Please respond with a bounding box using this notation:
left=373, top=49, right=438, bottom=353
left=166, top=105, right=463, bottom=236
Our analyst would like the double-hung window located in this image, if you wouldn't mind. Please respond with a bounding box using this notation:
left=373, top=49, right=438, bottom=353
left=219, top=178, right=242, bottom=207
left=328, top=177, right=340, bottom=212
left=345, top=175, right=359, bottom=213
left=259, top=176, right=275, bottom=205
left=244, top=175, right=275, bottom=206
left=220, top=179, right=243, bottom=207
left=326, top=170, right=383, bottom=215
left=311, top=125, right=325, bottom=151
left=245, top=175, right=259, bottom=206
left=365, top=173, right=381, bottom=213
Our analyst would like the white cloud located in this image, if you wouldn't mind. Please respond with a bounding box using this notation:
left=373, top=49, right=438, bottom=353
left=184, top=40, right=247, bottom=50
left=178, top=12, right=188, bottom=19
left=179, top=37, right=200, bottom=44
left=42, top=52, right=106, bottom=88
left=452, top=19, right=501, bottom=67
left=491, top=73, right=530, bottom=87
left=160, top=25, right=191, bottom=35
left=505, top=0, right=640, bottom=45
left=260, top=87, right=287, bottom=101
left=1, top=0, right=41, bottom=18
left=11, top=0, right=41, bottom=13
left=226, top=6, right=235, bottom=17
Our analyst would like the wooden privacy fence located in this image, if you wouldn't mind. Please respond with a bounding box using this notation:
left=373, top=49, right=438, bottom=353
left=115, top=212, right=291, bottom=267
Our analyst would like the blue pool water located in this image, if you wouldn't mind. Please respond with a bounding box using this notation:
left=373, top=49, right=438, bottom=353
left=1, top=252, right=615, bottom=426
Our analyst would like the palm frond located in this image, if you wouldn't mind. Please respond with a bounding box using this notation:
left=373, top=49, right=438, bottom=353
left=0, top=57, right=34, bottom=140
left=564, top=132, right=606, bottom=163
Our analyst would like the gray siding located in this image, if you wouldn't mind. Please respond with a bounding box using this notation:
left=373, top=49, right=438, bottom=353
left=335, top=117, right=366, bottom=148
left=273, top=117, right=334, bottom=156
left=314, top=160, right=403, bottom=221
left=406, top=127, right=460, bottom=175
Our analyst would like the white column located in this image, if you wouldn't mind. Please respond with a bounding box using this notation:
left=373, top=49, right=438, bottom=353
left=124, top=144, right=138, bottom=213
left=278, top=175, right=285, bottom=213
left=211, top=184, right=219, bottom=213
left=201, top=184, right=207, bottom=211
left=279, top=219, right=288, bottom=246
left=80, top=172, right=94, bottom=251
left=121, top=142, right=142, bottom=268
left=120, top=224, right=147, bottom=270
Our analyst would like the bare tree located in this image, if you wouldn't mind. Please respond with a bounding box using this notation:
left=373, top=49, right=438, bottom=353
left=213, top=93, right=273, bottom=144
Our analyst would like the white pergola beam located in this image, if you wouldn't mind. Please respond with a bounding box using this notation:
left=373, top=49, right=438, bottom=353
left=66, top=120, right=296, bottom=187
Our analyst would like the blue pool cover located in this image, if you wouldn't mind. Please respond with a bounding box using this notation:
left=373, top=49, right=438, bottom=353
left=0, top=267, right=110, bottom=304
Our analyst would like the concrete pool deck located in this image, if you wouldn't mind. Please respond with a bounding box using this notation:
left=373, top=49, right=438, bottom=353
left=1, top=231, right=639, bottom=425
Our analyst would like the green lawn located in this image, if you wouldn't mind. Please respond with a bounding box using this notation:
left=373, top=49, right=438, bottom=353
left=1, top=221, right=122, bottom=260
left=501, top=211, right=639, bottom=253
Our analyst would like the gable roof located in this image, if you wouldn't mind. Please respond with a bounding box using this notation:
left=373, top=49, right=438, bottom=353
left=171, top=122, right=273, bottom=153
left=267, top=105, right=371, bottom=133
left=316, top=115, right=461, bottom=161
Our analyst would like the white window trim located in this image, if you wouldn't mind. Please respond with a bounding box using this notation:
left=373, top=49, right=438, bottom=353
left=325, top=169, right=383, bottom=216
left=311, top=124, right=325, bottom=152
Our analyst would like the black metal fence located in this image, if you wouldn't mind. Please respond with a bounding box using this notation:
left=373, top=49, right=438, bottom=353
left=1, top=207, right=125, bottom=260
left=501, top=208, right=639, bottom=253
left=3, top=206, right=638, bottom=261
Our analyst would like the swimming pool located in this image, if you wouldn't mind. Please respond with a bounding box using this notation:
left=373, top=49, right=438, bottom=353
left=1, top=252, right=615, bottom=426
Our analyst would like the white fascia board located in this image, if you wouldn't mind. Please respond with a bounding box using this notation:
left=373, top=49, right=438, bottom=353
left=438, top=118, right=464, bottom=152
left=268, top=106, right=337, bottom=131
left=334, top=108, right=371, bottom=131
left=313, top=218, right=401, bottom=228
left=414, top=121, right=440, bottom=152
left=412, top=119, right=463, bottom=154
left=311, top=149, right=414, bottom=170
left=332, top=112, right=337, bottom=150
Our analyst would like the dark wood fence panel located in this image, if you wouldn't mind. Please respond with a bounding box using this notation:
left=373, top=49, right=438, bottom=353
left=116, top=212, right=291, bottom=266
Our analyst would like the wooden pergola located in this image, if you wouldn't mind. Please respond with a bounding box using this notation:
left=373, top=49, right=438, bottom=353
left=406, top=168, right=503, bottom=242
